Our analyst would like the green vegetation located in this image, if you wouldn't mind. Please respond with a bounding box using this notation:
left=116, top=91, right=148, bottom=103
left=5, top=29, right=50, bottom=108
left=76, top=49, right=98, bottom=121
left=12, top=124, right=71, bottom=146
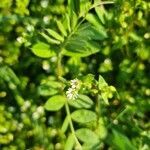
left=0, top=0, right=149, bottom=149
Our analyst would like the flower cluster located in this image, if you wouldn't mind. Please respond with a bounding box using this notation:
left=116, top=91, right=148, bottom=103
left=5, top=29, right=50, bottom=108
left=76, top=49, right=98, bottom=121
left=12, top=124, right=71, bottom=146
left=32, top=106, right=45, bottom=120
left=66, top=78, right=80, bottom=100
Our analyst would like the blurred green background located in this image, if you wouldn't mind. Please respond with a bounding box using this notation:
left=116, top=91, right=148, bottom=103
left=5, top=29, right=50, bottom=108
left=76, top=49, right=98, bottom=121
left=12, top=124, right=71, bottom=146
left=0, top=0, right=150, bottom=149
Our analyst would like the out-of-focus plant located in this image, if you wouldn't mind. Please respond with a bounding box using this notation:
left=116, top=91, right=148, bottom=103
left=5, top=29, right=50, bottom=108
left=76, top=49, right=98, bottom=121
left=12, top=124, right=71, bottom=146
left=0, top=0, right=149, bottom=150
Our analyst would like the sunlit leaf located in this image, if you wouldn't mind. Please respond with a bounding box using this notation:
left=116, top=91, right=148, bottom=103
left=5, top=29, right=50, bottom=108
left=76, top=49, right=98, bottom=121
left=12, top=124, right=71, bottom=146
left=71, top=11, right=78, bottom=29
left=96, top=118, right=107, bottom=139
left=46, top=29, right=64, bottom=42
left=85, top=13, right=107, bottom=38
left=64, top=14, right=71, bottom=32
left=95, top=6, right=106, bottom=24
left=69, top=94, right=94, bottom=109
left=68, top=0, right=80, bottom=17
left=64, top=134, right=75, bottom=150
left=98, top=75, right=108, bottom=89
left=40, top=33, right=61, bottom=44
left=82, top=74, right=95, bottom=88
left=56, top=20, right=67, bottom=37
left=44, top=95, right=66, bottom=111
left=31, top=42, right=55, bottom=58
left=61, top=116, right=69, bottom=133
left=76, top=128, right=99, bottom=144
left=71, top=109, right=97, bottom=123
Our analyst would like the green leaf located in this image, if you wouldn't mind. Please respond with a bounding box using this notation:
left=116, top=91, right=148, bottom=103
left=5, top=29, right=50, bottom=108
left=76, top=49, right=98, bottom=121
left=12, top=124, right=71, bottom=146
left=61, top=18, right=107, bottom=57
left=86, top=13, right=102, bottom=29
left=71, top=109, right=97, bottom=123
left=56, top=20, right=67, bottom=37
left=85, top=13, right=107, bottom=38
left=111, top=130, right=136, bottom=150
left=61, top=116, right=69, bottom=133
left=95, top=6, right=105, bottom=24
left=69, top=94, right=94, bottom=109
left=96, top=118, right=107, bottom=139
left=64, top=14, right=71, bottom=32
left=76, top=23, right=106, bottom=40
left=38, top=81, right=62, bottom=96
left=101, top=93, right=109, bottom=105
left=31, top=42, right=55, bottom=58
left=62, top=22, right=106, bottom=57
left=64, top=134, right=75, bottom=150
left=82, top=142, right=100, bottom=150
left=71, top=11, right=78, bottom=29
left=76, top=128, right=99, bottom=144
left=46, top=29, right=64, bottom=42
left=63, top=42, right=99, bottom=57
left=68, top=0, right=80, bottom=17
left=38, top=79, right=62, bottom=96
left=63, top=23, right=102, bottom=57
left=82, top=74, right=95, bottom=88
left=40, top=33, right=61, bottom=44
left=38, top=84, right=58, bottom=96
left=2, top=66, right=20, bottom=85
left=80, top=1, right=91, bottom=17
left=98, top=75, right=108, bottom=89
left=44, top=95, right=66, bottom=111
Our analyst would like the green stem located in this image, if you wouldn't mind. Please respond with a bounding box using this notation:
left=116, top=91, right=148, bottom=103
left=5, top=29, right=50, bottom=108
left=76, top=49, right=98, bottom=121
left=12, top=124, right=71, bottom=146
left=90, top=1, right=114, bottom=10
left=65, top=102, right=82, bottom=150
left=57, top=52, right=63, bottom=77
left=96, top=94, right=101, bottom=116
left=56, top=46, right=81, bottom=149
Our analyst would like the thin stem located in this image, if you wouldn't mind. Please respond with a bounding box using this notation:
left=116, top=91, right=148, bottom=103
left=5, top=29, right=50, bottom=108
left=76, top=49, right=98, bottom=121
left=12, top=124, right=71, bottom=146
left=65, top=102, right=82, bottom=150
left=77, top=1, right=114, bottom=31
left=57, top=52, right=63, bottom=78
left=90, top=1, right=114, bottom=10
left=96, top=94, right=101, bottom=116
left=107, top=106, right=129, bottom=128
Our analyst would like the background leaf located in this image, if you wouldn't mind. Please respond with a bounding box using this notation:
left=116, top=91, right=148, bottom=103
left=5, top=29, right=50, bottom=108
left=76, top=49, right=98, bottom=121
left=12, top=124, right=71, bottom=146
left=111, top=130, right=137, bottom=150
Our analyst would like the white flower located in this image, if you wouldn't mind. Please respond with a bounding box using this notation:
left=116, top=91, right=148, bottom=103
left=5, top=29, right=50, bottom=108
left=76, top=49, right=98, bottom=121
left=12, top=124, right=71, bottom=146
left=32, top=112, right=40, bottom=120
left=70, top=78, right=80, bottom=89
left=66, top=79, right=80, bottom=100
left=66, top=88, right=78, bottom=100
left=36, top=106, right=44, bottom=115
left=21, top=101, right=31, bottom=112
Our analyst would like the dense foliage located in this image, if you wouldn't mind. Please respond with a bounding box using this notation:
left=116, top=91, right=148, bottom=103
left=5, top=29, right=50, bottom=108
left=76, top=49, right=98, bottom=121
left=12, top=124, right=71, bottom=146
left=0, top=0, right=149, bottom=150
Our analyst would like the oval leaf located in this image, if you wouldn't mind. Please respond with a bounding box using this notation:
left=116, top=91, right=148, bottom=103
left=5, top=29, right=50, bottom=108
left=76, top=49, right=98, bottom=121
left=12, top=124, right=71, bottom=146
left=56, top=20, right=67, bottom=37
left=64, top=134, right=75, bottom=150
left=69, top=94, right=94, bottom=109
left=82, top=142, right=100, bottom=150
left=71, top=109, right=97, bottom=123
left=61, top=116, right=69, bottom=133
left=44, top=95, right=66, bottom=111
left=76, top=128, right=99, bottom=144
left=38, top=85, right=58, bottom=96
left=31, top=42, right=55, bottom=58
left=46, top=29, right=64, bottom=42
left=40, top=33, right=61, bottom=44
